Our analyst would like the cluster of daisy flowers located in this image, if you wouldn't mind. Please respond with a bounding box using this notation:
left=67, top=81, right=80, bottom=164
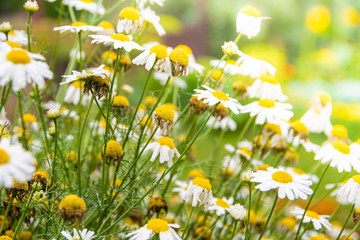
left=1, top=1, right=360, bottom=240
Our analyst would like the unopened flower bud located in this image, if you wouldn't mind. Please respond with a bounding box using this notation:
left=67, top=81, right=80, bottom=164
left=47, top=108, right=61, bottom=120
left=0, top=22, right=12, bottom=34
left=241, top=170, right=254, bottom=183
left=23, top=0, right=39, bottom=13
left=221, top=41, right=239, bottom=55
left=229, top=203, right=247, bottom=220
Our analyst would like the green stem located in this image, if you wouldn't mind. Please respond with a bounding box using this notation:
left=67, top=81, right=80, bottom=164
left=78, top=31, right=83, bottom=70
left=51, top=120, right=58, bottom=185
left=230, top=221, right=238, bottom=240
left=245, top=183, right=252, bottom=240
left=258, top=194, right=278, bottom=240
left=336, top=204, right=355, bottom=240
left=26, top=12, right=32, bottom=52
left=0, top=194, right=14, bottom=233
left=34, top=85, right=50, bottom=148
left=343, top=218, right=360, bottom=240
left=17, top=92, right=29, bottom=150
left=181, top=206, right=195, bottom=238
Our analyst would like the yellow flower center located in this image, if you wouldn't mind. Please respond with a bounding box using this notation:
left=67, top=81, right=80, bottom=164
left=343, top=6, right=360, bottom=26
left=174, top=44, right=193, bottom=55
left=59, top=194, right=87, bottom=215
left=351, top=175, right=360, bottom=184
left=98, top=21, right=114, bottom=30
left=309, top=234, right=330, bottom=240
left=113, top=96, right=129, bottom=107
left=258, top=99, right=275, bottom=108
left=280, top=217, right=296, bottom=229
left=293, top=168, right=306, bottom=175
left=23, top=113, right=36, bottom=123
left=150, top=44, right=168, bottom=59
left=260, top=74, right=278, bottom=84
left=256, top=164, right=270, bottom=171
left=331, top=124, right=348, bottom=139
left=119, top=7, right=140, bottom=21
left=188, top=169, right=205, bottom=178
left=239, top=147, right=252, bottom=157
left=104, top=140, right=123, bottom=158
left=6, top=49, right=31, bottom=64
left=211, top=69, right=224, bottom=81
left=8, top=30, right=17, bottom=36
left=306, top=6, right=331, bottom=33
left=72, top=81, right=84, bottom=89
left=211, top=91, right=229, bottom=101
left=306, top=210, right=320, bottom=220
left=169, top=49, right=189, bottom=66
left=146, top=218, right=169, bottom=233
left=240, top=5, right=261, bottom=17
left=227, top=59, right=237, bottom=65
left=216, top=199, right=230, bottom=209
left=155, top=105, right=174, bottom=122
left=315, top=91, right=332, bottom=106
left=193, top=177, right=212, bottom=191
left=272, top=171, right=293, bottom=183
left=71, top=21, right=88, bottom=27
left=290, top=120, right=309, bottom=135
left=332, top=140, right=350, bottom=154
left=80, top=0, right=93, bottom=3
left=157, top=137, right=175, bottom=149
left=265, top=123, right=282, bottom=135
left=110, top=33, right=130, bottom=42
left=0, top=148, right=10, bottom=165
left=6, top=41, right=21, bottom=48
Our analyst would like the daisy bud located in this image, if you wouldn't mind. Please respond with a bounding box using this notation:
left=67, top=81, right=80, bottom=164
left=47, top=107, right=61, bottom=120
left=0, top=22, right=12, bottom=34
left=229, top=203, right=247, bottom=221
left=189, top=95, right=209, bottom=116
left=221, top=41, right=239, bottom=56
left=102, top=140, right=124, bottom=165
left=23, top=0, right=39, bottom=13
left=59, top=194, right=87, bottom=221
left=241, top=170, right=254, bottom=183
left=48, top=126, right=56, bottom=136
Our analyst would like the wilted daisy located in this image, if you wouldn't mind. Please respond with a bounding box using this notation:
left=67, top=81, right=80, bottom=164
left=153, top=104, right=175, bottom=135
left=0, top=138, right=36, bottom=188
left=184, top=177, right=213, bottom=208
left=53, top=21, right=103, bottom=33
left=0, top=42, right=53, bottom=91
left=247, top=74, right=288, bottom=102
left=64, top=81, right=91, bottom=105
left=285, top=120, right=320, bottom=153
left=236, top=5, right=270, bottom=38
left=315, top=140, right=360, bottom=173
left=236, top=51, right=277, bottom=79
left=241, top=98, right=293, bottom=125
left=251, top=167, right=313, bottom=200
left=193, top=85, right=243, bottom=114
left=89, top=33, right=143, bottom=52
left=326, top=124, right=349, bottom=142
left=140, top=7, right=166, bottom=36
left=0, top=30, right=28, bottom=46
left=117, top=7, right=143, bottom=34
left=61, top=228, right=95, bottom=240
left=127, top=218, right=181, bottom=240
left=168, top=48, right=189, bottom=77
left=336, top=175, right=360, bottom=204
left=300, top=91, right=332, bottom=134
left=173, top=45, right=204, bottom=74
left=144, top=137, right=180, bottom=167
left=291, top=207, right=332, bottom=230
left=132, top=43, right=171, bottom=72
left=208, top=197, right=234, bottom=216
left=63, top=0, right=105, bottom=14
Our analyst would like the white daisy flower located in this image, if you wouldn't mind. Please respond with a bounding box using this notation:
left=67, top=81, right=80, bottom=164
left=61, top=228, right=95, bottom=240
left=89, top=33, right=143, bottom=52
left=241, top=98, right=293, bottom=125
left=209, top=59, right=242, bottom=76
left=144, top=136, right=180, bottom=167
left=64, top=81, right=91, bottom=105
left=117, top=7, right=143, bottom=34
left=184, top=177, right=213, bottom=208
left=286, top=167, right=319, bottom=184
left=229, top=203, right=247, bottom=221
left=206, top=115, right=237, bottom=131
left=236, top=5, right=270, bottom=39
left=291, top=207, right=332, bottom=231
left=221, top=155, right=241, bottom=175
left=315, top=140, right=360, bottom=173
left=53, top=21, right=103, bottom=33
left=336, top=175, right=360, bottom=204
left=0, top=30, right=28, bottom=46
left=325, top=182, right=348, bottom=205
left=300, top=92, right=332, bottom=134
left=173, top=45, right=204, bottom=74
left=0, top=42, right=53, bottom=92
left=251, top=167, right=313, bottom=200
left=350, top=140, right=360, bottom=159
left=136, top=0, right=165, bottom=8
left=247, top=74, right=288, bottom=102
left=208, top=197, right=234, bottom=216
left=127, top=218, right=181, bottom=240
left=224, top=141, right=253, bottom=160
left=172, top=180, right=188, bottom=200
left=61, top=64, right=109, bottom=86
left=193, top=85, right=243, bottom=114
left=133, top=43, right=171, bottom=72
left=63, top=0, right=105, bottom=14
left=236, top=51, right=277, bottom=79
left=140, top=7, right=166, bottom=36
left=0, top=138, right=36, bottom=188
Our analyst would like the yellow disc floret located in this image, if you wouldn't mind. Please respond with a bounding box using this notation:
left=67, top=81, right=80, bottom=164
left=306, top=6, right=330, bottom=33
left=169, top=49, right=189, bottom=66
left=113, top=96, right=129, bottom=107
left=6, top=41, right=21, bottom=48
left=260, top=74, right=278, bottom=84
left=290, top=120, right=309, bottom=135
left=119, top=7, right=140, bottom=21
left=174, top=45, right=193, bottom=55
left=258, top=99, right=275, bottom=108
left=332, top=140, right=350, bottom=154
left=188, top=169, right=205, bottom=179
left=80, top=0, right=93, bottom=3
left=0, top=148, right=9, bottom=165
left=71, top=21, right=88, bottom=27
left=280, top=217, right=296, bottom=229
left=315, top=91, right=332, bottom=105
left=272, top=171, right=293, bottom=183
left=146, top=218, right=169, bottom=233
left=23, top=113, right=37, bottom=123
left=216, top=198, right=230, bottom=209
left=306, top=210, right=320, bottom=220
left=155, top=105, right=174, bottom=122
left=0, top=236, right=12, bottom=240
left=265, top=123, right=282, bottom=135
left=211, top=69, right=224, bottom=81
left=331, top=124, right=348, bottom=139
left=110, top=33, right=130, bottom=42
left=240, top=5, right=261, bottom=17
left=103, top=140, right=124, bottom=160
left=157, top=137, right=175, bottom=149
left=6, top=49, right=31, bottom=64
left=211, top=91, right=229, bottom=101
left=59, top=194, right=87, bottom=217
left=193, top=177, right=212, bottom=191
left=98, top=21, right=114, bottom=30
left=150, top=44, right=168, bottom=59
